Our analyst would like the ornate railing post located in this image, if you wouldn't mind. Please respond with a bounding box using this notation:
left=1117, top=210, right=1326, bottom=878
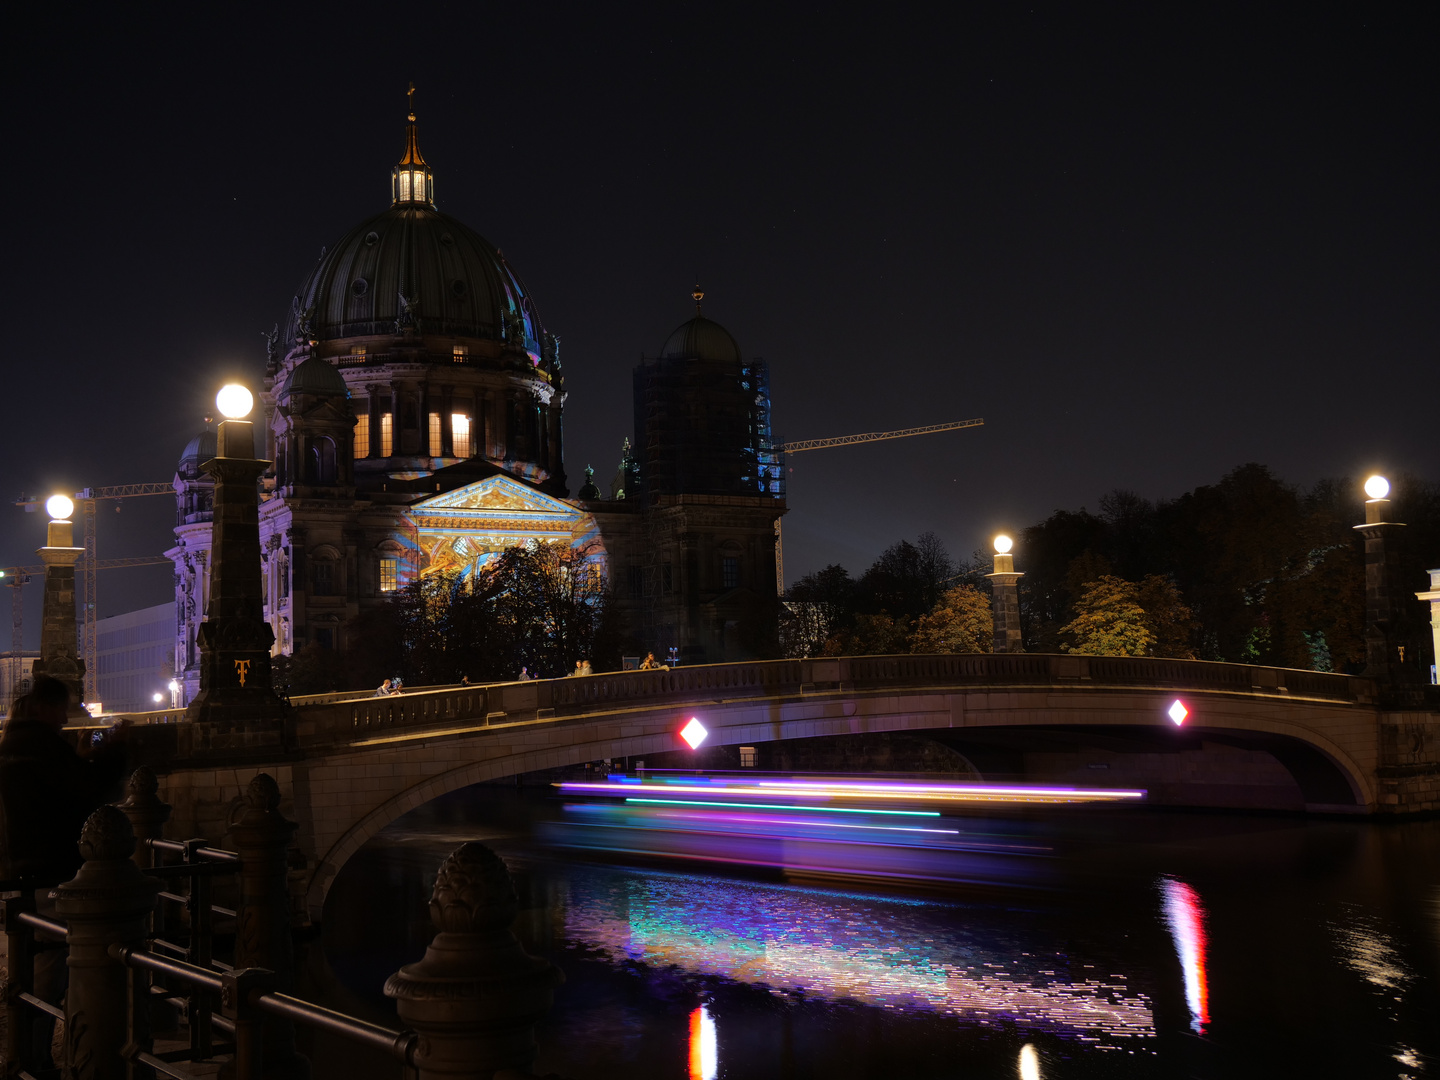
left=225, top=773, right=308, bottom=1080
left=118, top=766, right=172, bottom=870
left=385, top=843, right=563, bottom=1079
left=53, top=805, right=160, bottom=1079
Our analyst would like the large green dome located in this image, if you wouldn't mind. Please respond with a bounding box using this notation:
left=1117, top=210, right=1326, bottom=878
left=283, top=204, right=546, bottom=354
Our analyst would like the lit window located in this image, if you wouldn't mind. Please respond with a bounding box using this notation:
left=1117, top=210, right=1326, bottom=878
left=355, top=345, right=367, bottom=358
left=723, top=557, right=740, bottom=590
left=379, top=558, right=398, bottom=593
left=380, top=413, right=393, bottom=457
left=429, top=412, right=442, bottom=452
left=452, top=345, right=468, bottom=362
left=398, top=171, right=411, bottom=201
left=452, top=413, right=471, bottom=458
left=739, top=746, right=757, bottom=768
left=353, top=414, right=369, bottom=458
left=414, top=171, right=425, bottom=201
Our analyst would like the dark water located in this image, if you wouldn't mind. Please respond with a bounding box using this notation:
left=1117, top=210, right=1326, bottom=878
left=312, top=788, right=1440, bottom=1079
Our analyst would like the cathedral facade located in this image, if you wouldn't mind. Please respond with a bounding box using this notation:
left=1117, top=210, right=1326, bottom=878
left=167, top=106, right=784, bottom=699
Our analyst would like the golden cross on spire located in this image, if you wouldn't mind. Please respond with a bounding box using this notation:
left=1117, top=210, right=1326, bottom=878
left=692, top=285, right=704, bottom=314
left=407, top=82, right=416, bottom=121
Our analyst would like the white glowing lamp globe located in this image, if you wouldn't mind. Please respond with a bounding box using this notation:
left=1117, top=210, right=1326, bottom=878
left=46, top=494, right=74, bottom=521
left=1363, top=475, right=1389, bottom=500
left=994, top=534, right=1013, bottom=554
left=216, top=384, right=254, bottom=420
left=153, top=693, right=164, bottom=703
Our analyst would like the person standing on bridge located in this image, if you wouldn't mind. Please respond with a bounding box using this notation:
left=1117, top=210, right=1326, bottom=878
left=0, top=675, right=129, bottom=1068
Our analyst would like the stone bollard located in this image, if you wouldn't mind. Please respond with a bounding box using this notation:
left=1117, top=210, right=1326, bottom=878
left=54, top=804, right=161, bottom=1079
left=224, top=772, right=309, bottom=1080
left=385, top=843, right=564, bottom=1079
left=118, top=766, right=172, bottom=870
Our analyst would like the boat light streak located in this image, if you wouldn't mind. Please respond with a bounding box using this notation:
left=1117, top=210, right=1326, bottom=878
left=626, top=798, right=940, bottom=817
left=559, top=778, right=1145, bottom=805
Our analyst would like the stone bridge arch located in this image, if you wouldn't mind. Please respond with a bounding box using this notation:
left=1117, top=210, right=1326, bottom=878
left=280, top=654, right=1380, bottom=920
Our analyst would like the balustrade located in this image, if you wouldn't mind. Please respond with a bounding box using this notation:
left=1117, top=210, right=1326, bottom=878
left=0, top=767, right=572, bottom=1080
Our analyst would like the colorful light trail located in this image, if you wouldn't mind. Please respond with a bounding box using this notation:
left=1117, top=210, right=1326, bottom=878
left=1159, top=876, right=1210, bottom=1034
left=559, top=776, right=1146, bottom=807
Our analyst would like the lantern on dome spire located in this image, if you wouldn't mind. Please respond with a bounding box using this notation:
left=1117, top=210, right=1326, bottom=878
left=392, top=83, right=435, bottom=207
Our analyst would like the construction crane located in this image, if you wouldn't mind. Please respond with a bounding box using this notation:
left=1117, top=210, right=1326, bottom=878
left=772, top=417, right=985, bottom=595
left=15, top=483, right=174, bottom=701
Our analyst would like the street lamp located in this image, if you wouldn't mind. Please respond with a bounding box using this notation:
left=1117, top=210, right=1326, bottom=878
left=33, top=491, right=86, bottom=712
left=168, top=678, right=180, bottom=708
left=184, top=382, right=287, bottom=724
left=987, top=533, right=1024, bottom=654
left=1354, top=473, right=1416, bottom=684
left=1364, top=474, right=1390, bottom=501
left=153, top=692, right=164, bottom=704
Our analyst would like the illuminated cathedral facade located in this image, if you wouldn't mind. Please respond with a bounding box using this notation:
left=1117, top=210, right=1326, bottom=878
left=167, top=104, right=784, bottom=699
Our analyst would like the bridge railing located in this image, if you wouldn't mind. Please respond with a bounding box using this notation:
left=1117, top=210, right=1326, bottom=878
left=277, top=653, right=1365, bottom=750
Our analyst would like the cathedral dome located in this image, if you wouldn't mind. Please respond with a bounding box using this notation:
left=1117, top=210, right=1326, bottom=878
left=177, top=430, right=217, bottom=479
left=284, top=205, right=546, bottom=351
left=281, top=98, right=546, bottom=358
left=658, top=290, right=740, bottom=363
left=279, top=355, right=348, bottom=399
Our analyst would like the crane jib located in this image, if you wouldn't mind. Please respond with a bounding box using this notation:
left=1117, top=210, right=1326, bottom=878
left=779, top=418, right=984, bottom=454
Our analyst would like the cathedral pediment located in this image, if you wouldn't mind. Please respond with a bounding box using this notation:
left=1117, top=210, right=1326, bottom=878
left=409, top=475, right=581, bottom=520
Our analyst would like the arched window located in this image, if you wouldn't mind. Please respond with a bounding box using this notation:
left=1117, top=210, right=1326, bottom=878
left=398, top=171, right=412, bottom=201
left=306, top=438, right=337, bottom=484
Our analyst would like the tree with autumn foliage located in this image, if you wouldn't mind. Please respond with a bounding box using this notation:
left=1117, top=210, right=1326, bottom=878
left=911, top=584, right=993, bottom=653
left=1060, top=576, right=1154, bottom=656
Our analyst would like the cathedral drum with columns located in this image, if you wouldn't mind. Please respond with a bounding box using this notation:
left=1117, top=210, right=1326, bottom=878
left=167, top=99, right=785, bottom=699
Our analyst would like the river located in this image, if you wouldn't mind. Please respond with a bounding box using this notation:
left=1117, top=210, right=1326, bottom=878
left=307, top=782, right=1440, bottom=1079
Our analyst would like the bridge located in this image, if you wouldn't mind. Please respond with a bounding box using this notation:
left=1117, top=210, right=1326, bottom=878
left=117, top=653, right=1439, bottom=922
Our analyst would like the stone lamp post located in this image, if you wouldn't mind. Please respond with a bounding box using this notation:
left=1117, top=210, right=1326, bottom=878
left=32, top=493, right=86, bottom=714
left=1354, top=474, right=1420, bottom=685
left=987, top=533, right=1024, bottom=654
left=185, top=384, right=290, bottom=725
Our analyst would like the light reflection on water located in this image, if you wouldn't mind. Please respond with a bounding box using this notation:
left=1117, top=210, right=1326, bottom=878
left=558, top=865, right=1154, bottom=1045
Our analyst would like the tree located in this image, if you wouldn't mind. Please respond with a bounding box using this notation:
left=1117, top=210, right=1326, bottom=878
left=911, top=585, right=993, bottom=653
left=854, top=533, right=956, bottom=623
left=1134, top=575, right=1197, bottom=659
left=822, top=612, right=910, bottom=656
left=1060, top=576, right=1155, bottom=656
left=781, top=564, right=856, bottom=658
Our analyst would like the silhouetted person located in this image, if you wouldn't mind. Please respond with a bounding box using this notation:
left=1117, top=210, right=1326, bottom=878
left=0, top=676, right=128, bottom=1067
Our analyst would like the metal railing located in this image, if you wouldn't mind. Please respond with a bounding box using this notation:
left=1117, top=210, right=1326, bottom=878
left=1, top=803, right=424, bottom=1079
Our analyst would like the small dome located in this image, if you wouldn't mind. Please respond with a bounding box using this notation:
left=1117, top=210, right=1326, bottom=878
left=177, top=430, right=217, bottom=479
left=659, top=315, right=741, bottom=364
left=280, top=355, right=348, bottom=400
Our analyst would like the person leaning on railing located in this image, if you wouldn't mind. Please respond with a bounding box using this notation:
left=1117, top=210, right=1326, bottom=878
left=0, top=675, right=129, bottom=1068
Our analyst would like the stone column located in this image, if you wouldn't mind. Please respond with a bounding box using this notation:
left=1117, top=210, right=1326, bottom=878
left=1354, top=488, right=1415, bottom=683
left=1417, top=570, right=1440, bottom=686
left=54, top=805, right=161, bottom=1079
left=384, top=843, right=563, bottom=1079
left=987, top=540, right=1024, bottom=654
left=440, top=386, right=455, bottom=457
left=185, top=417, right=290, bottom=725
left=419, top=382, right=432, bottom=456
left=368, top=389, right=381, bottom=458
left=227, top=773, right=308, bottom=1080
left=32, top=509, right=86, bottom=712
left=118, top=766, right=172, bottom=870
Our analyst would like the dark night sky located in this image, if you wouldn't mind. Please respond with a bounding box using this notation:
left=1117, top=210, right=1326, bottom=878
left=2, top=4, right=1435, bottom=641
